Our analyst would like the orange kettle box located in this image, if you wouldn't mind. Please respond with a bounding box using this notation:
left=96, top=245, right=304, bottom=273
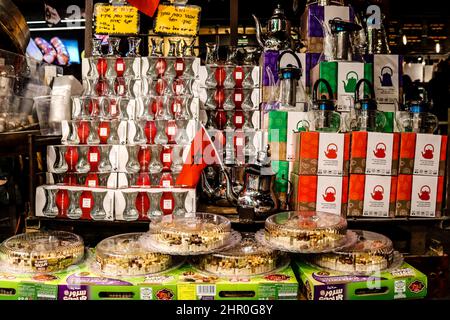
left=350, top=132, right=400, bottom=176
left=396, top=175, right=444, bottom=217
left=347, top=174, right=397, bottom=218
left=292, top=132, right=350, bottom=176
left=398, top=133, right=447, bottom=176
left=290, top=173, right=348, bottom=216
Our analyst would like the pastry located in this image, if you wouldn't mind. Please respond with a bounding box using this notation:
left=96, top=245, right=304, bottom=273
left=142, top=213, right=232, bottom=254
left=95, top=233, right=172, bottom=276
left=0, top=231, right=84, bottom=273
left=263, top=211, right=347, bottom=253
left=313, top=230, right=395, bottom=273
left=194, top=232, right=283, bottom=276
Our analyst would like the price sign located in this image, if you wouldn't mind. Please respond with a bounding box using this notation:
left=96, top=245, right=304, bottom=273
left=154, top=4, right=201, bottom=37
left=94, top=4, right=139, bottom=35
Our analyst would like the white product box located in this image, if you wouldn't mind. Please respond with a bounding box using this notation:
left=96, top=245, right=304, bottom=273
left=373, top=54, right=401, bottom=104
left=337, top=62, right=365, bottom=112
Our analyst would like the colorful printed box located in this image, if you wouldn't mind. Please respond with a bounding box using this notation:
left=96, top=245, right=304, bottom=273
left=347, top=174, right=397, bottom=218
left=398, top=133, right=447, bottom=176
left=290, top=173, right=348, bottom=216
left=396, top=175, right=444, bottom=217
left=292, top=132, right=350, bottom=176
left=300, top=5, right=354, bottom=53
left=350, top=131, right=400, bottom=176
left=175, top=264, right=298, bottom=300
left=294, top=260, right=427, bottom=300
left=311, top=61, right=373, bottom=112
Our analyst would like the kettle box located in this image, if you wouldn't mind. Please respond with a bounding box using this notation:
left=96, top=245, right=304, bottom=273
left=290, top=173, right=348, bottom=216
left=350, top=131, right=400, bottom=176
left=311, top=61, right=373, bottom=112
left=347, top=174, right=397, bottom=218
left=294, top=260, right=427, bottom=300
left=292, top=131, right=350, bottom=176
left=398, top=133, right=447, bottom=176
left=396, top=175, right=444, bottom=218
left=300, top=4, right=354, bottom=53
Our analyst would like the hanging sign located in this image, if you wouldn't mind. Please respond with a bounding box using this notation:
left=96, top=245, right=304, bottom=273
left=154, top=4, right=201, bottom=37
left=94, top=4, right=139, bottom=35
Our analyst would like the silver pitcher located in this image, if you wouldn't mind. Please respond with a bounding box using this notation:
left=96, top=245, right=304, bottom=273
left=253, top=4, right=292, bottom=51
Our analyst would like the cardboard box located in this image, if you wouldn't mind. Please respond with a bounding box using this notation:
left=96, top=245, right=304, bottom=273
left=114, top=188, right=196, bottom=221
left=0, top=262, right=179, bottom=300
left=263, top=110, right=315, bottom=161
left=290, top=173, right=348, bottom=216
left=367, top=54, right=403, bottom=105
left=292, top=132, right=350, bottom=176
left=350, top=132, right=400, bottom=176
left=396, top=175, right=444, bottom=217
left=35, top=185, right=115, bottom=221
left=311, top=61, right=373, bottom=111
left=175, top=264, right=298, bottom=300
left=347, top=174, right=397, bottom=218
left=61, top=120, right=128, bottom=145
left=46, top=172, right=118, bottom=189
left=399, top=133, right=447, bottom=176
left=47, top=145, right=119, bottom=174
left=294, top=260, right=427, bottom=300
left=300, top=5, right=354, bottom=53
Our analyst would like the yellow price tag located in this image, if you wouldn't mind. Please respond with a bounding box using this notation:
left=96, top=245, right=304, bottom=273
left=154, top=4, right=201, bottom=37
left=94, top=4, right=139, bottom=35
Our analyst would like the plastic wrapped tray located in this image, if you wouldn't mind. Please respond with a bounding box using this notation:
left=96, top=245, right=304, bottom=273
left=257, top=211, right=350, bottom=253
left=0, top=231, right=84, bottom=273
left=192, top=232, right=289, bottom=276
left=93, top=233, right=176, bottom=277
left=312, top=230, right=403, bottom=274
left=140, top=213, right=240, bottom=255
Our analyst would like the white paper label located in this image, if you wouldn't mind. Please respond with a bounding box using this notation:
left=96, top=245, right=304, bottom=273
left=176, top=84, right=183, bottom=93
left=162, top=179, right=171, bottom=188
left=413, top=134, right=441, bottom=176
left=374, top=55, right=400, bottom=104
left=286, top=111, right=313, bottom=161
left=82, top=198, right=91, bottom=208
left=316, top=176, right=342, bottom=216
left=365, top=132, right=394, bottom=175
left=111, top=103, right=117, bottom=115
left=336, top=62, right=364, bottom=111
left=163, top=199, right=173, bottom=210
left=100, top=127, right=108, bottom=137
left=317, top=133, right=345, bottom=176
left=363, top=175, right=391, bottom=217
left=235, top=71, right=243, bottom=80
left=236, top=137, right=244, bottom=146
left=163, top=153, right=171, bottom=163
left=235, top=116, right=243, bottom=124
left=176, top=63, right=184, bottom=71
left=235, top=93, right=242, bottom=102
left=410, top=176, right=438, bottom=217
left=89, top=153, right=98, bottom=162
left=87, top=179, right=97, bottom=187
left=168, top=125, right=176, bottom=136
left=117, top=63, right=124, bottom=72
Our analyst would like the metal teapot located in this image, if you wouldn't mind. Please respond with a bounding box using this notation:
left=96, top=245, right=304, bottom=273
left=277, top=49, right=303, bottom=108
left=379, top=66, right=393, bottom=87
left=253, top=4, right=292, bottom=51
left=200, top=165, right=239, bottom=207
left=328, top=18, right=362, bottom=61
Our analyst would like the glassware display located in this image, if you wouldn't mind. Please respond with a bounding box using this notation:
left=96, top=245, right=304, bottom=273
left=181, top=38, right=196, bottom=78
left=68, top=190, right=83, bottom=219
left=43, top=187, right=59, bottom=218
left=76, top=146, right=90, bottom=173
left=53, top=146, right=68, bottom=173
left=205, top=42, right=219, bottom=88
left=123, top=191, right=139, bottom=221
left=256, top=211, right=350, bottom=253
left=193, top=232, right=287, bottom=276
left=312, top=230, right=402, bottom=274
left=154, top=120, right=169, bottom=144
left=91, top=191, right=107, bottom=220
left=126, top=145, right=141, bottom=173
left=94, top=233, right=173, bottom=277
left=148, top=191, right=163, bottom=216
left=98, top=145, right=112, bottom=172
left=174, top=119, right=190, bottom=145
left=0, top=231, right=84, bottom=273
left=140, top=213, right=239, bottom=255
left=149, top=145, right=163, bottom=173
left=173, top=191, right=188, bottom=216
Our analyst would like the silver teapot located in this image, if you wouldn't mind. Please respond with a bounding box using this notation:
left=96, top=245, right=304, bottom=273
left=253, top=4, right=292, bottom=51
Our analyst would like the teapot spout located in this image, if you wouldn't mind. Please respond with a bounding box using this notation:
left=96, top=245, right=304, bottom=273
left=200, top=171, right=215, bottom=199
left=252, top=14, right=265, bottom=49
left=379, top=76, right=383, bottom=85
left=223, top=167, right=238, bottom=205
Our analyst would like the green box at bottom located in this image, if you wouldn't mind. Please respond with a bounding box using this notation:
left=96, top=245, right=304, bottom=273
left=294, top=260, right=427, bottom=300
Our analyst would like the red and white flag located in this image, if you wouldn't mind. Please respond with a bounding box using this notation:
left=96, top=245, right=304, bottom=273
left=127, top=0, right=160, bottom=17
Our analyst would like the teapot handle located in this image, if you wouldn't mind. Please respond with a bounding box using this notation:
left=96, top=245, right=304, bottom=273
left=312, top=78, right=333, bottom=102
left=354, top=78, right=376, bottom=102
left=277, top=49, right=302, bottom=74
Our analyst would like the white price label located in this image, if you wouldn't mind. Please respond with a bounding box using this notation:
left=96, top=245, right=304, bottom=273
left=117, top=63, right=124, bottom=72
left=235, top=116, right=242, bottom=124
left=99, top=128, right=108, bottom=137
left=168, top=126, right=176, bottom=136
left=163, top=153, right=171, bottom=163
left=176, top=63, right=184, bottom=71
left=89, top=153, right=98, bottom=162
left=235, top=72, right=243, bottom=80
left=176, top=84, right=183, bottom=93
left=235, top=93, right=242, bottom=102
left=87, top=179, right=97, bottom=187
left=162, top=179, right=171, bottom=188
left=236, top=137, right=244, bottom=146
left=82, top=198, right=91, bottom=208
left=163, top=199, right=173, bottom=210
left=110, top=103, right=117, bottom=115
